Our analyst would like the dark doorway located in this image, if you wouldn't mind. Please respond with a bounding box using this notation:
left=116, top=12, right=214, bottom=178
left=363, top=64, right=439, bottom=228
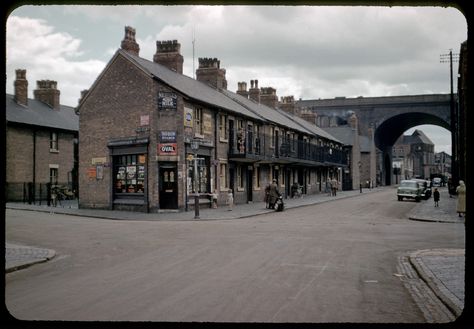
left=384, top=153, right=392, bottom=186
left=159, top=163, right=178, bottom=209
left=246, top=166, right=253, bottom=202
left=229, top=166, right=235, bottom=195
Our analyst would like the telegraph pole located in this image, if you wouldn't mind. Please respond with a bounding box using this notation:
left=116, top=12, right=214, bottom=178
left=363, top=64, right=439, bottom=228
left=440, top=49, right=459, bottom=186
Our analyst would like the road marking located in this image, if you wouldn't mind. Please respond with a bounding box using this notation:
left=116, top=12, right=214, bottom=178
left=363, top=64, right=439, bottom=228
left=271, top=261, right=328, bottom=321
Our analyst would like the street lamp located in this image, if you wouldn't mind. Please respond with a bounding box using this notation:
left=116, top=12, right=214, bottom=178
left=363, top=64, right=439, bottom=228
left=190, top=139, right=200, bottom=219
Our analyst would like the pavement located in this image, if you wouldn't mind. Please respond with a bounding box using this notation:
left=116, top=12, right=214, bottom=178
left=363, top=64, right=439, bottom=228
left=5, top=185, right=466, bottom=322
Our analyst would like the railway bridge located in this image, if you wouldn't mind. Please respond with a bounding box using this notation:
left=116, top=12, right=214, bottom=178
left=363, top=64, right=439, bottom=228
left=297, top=94, right=452, bottom=185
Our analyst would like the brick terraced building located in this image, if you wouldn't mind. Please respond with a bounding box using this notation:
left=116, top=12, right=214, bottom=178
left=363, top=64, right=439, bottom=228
left=6, top=69, right=79, bottom=202
left=77, top=26, right=347, bottom=212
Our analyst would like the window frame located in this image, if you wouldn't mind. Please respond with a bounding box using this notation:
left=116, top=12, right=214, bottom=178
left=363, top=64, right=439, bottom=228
left=50, top=132, right=59, bottom=152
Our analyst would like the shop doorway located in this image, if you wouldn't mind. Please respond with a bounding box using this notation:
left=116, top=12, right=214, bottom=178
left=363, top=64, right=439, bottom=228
left=159, top=163, right=178, bottom=209
left=247, top=166, right=253, bottom=202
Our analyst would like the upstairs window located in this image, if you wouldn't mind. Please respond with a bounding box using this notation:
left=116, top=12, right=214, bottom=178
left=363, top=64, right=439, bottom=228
left=194, top=108, right=203, bottom=136
left=219, top=114, right=228, bottom=141
left=50, top=132, right=58, bottom=152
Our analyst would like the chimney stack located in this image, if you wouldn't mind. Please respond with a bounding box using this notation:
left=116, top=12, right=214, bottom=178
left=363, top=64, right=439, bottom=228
left=279, top=96, right=296, bottom=114
left=236, top=82, right=249, bottom=99
left=154, top=40, right=184, bottom=74
left=260, top=87, right=278, bottom=109
left=14, top=69, right=28, bottom=106
left=121, top=26, right=140, bottom=56
left=249, top=79, right=260, bottom=103
left=299, top=108, right=317, bottom=124
left=34, top=80, right=60, bottom=110
left=196, top=58, right=227, bottom=90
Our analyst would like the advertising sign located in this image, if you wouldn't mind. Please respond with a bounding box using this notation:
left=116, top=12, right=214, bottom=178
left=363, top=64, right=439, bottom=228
left=158, top=92, right=177, bottom=110
left=158, top=143, right=178, bottom=155
left=203, top=113, right=212, bottom=135
left=184, top=107, right=193, bottom=127
left=159, top=131, right=177, bottom=143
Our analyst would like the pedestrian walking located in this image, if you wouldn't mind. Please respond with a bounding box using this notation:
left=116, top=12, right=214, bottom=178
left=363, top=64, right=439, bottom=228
left=226, top=189, right=234, bottom=211
left=331, top=178, right=338, bottom=196
left=326, top=180, right=331, bottom=196
left=433, top=188, right=440, bottom=207
left=264, top=184, right=271, bottom=208
left=456, top=180, right=466, bottom=217
left=448, top=177, right=454, bottom=198
left=268, top=179, right=280, bottom=208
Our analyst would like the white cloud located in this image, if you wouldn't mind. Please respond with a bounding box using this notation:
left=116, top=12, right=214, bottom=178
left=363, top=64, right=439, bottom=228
left=6, top=15, right=106, bottom=106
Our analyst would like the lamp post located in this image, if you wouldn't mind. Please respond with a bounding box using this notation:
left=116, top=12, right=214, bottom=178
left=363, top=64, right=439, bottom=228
left=190, top=139, right=200, bottom=219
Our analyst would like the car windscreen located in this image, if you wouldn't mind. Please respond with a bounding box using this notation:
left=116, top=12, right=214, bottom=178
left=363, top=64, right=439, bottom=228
left=400, top=181, right=418, bottom=188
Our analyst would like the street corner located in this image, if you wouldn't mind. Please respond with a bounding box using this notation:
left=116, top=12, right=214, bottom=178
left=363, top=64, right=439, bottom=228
left=409, top=249, right=465, bottom=318
left=5, top=243, right=56, bottom=273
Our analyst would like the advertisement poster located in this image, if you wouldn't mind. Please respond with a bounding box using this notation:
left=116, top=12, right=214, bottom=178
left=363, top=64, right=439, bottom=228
left=158, top=92, right=177, bottom=110
left=203, top=113, right=212, bottom=135
left=158, top=143, right=178, bottom=155
left=184, top=107, right=193, bottom=127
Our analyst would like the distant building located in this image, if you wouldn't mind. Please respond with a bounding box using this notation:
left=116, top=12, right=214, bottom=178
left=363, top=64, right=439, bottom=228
left=393, top=129, right=435, bottom=180
left=292, top=107, right=377, bottom=190
left=6, top=69, right=79, bottom=202
left=434, top=151, right=452, bottom=179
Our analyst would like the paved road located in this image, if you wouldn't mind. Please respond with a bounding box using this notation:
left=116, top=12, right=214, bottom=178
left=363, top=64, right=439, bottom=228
left=5, top=188, right=465, bottom=322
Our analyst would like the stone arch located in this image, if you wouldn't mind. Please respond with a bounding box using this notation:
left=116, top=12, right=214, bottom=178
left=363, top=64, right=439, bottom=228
left=374, top=112, right=450, bottom=185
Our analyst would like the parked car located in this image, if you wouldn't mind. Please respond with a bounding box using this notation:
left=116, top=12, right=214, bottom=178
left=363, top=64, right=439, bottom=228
left=412, top=178, right=432, bottom=199
left=397, top=180, right=423, bottom=202
left=432, top=177, right=442, bottom=187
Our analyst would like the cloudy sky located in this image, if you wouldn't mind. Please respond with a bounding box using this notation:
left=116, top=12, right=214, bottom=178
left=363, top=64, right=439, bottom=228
left=5, top=4, right=467, bottom=154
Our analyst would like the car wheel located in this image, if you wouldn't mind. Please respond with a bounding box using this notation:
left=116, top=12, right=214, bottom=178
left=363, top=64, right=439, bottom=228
left=398, top=196, right=402, bottom=201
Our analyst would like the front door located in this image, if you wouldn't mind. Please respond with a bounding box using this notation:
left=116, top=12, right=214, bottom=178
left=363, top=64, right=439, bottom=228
left=159, top=163, right=178, bottom=209
left=247, top=166, right=253, bottom=202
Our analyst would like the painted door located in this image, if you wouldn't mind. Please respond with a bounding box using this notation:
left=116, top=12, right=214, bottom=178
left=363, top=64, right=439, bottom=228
left=159, top=164, right=178, bottom=209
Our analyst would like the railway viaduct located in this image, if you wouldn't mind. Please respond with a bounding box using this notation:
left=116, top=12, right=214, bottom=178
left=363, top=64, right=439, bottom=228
left=296, top=94, right=452, bottom=185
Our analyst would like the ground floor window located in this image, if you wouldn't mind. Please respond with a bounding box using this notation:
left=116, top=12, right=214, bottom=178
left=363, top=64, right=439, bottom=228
left=220, top=163, right=228, bottom=190
left=50, top=168, right=58, bottom=185
left=114, top=154, right=146, bottom=194
left=188, top=155, right=210, bottom=194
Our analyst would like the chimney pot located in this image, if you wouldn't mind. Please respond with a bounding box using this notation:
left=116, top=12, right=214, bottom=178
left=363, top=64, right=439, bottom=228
left=153, top=39, right=184, bottom=74
left=34, top=79, right=60, bottom=110
left=196, top=57, right=227, bottom=90
left=120, top=26, right=140, bottom=56
left=14, top=69, right=28, bottom=106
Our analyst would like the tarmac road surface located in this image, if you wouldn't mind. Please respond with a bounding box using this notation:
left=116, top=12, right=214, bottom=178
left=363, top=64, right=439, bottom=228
left=5, top=188, right=465, bottom=322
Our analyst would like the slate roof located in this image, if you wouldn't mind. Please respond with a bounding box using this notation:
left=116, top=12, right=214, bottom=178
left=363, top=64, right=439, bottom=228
left=323, top=127, right=356, bottom=146
left=6, top=94, right=79, bottom=132
left=322, top=126, right=372, bottom=151
left=220, top=89, right=305, bottom=133
left=119, top=50, right=263, bottom=122
left=399, top=129, right=434, bottom=145
left=84, top=49, right=343, bottom=144
left=277, top=109, right=342, bottom=143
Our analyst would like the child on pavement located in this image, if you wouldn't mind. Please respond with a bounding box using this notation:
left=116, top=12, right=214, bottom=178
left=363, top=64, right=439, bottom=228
left=433, top=188, right=440, bottom=207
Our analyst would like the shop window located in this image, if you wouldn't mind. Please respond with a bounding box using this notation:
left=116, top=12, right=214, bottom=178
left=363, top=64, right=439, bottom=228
left=114, top=154, right=146, bottom=194
left=188, top=157, right=210, bottom=194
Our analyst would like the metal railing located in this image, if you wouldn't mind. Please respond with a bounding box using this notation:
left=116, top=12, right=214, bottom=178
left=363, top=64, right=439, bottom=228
left=5, top=182, right=76, bottom=204
left=228, top=132, right=347, bottom=165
